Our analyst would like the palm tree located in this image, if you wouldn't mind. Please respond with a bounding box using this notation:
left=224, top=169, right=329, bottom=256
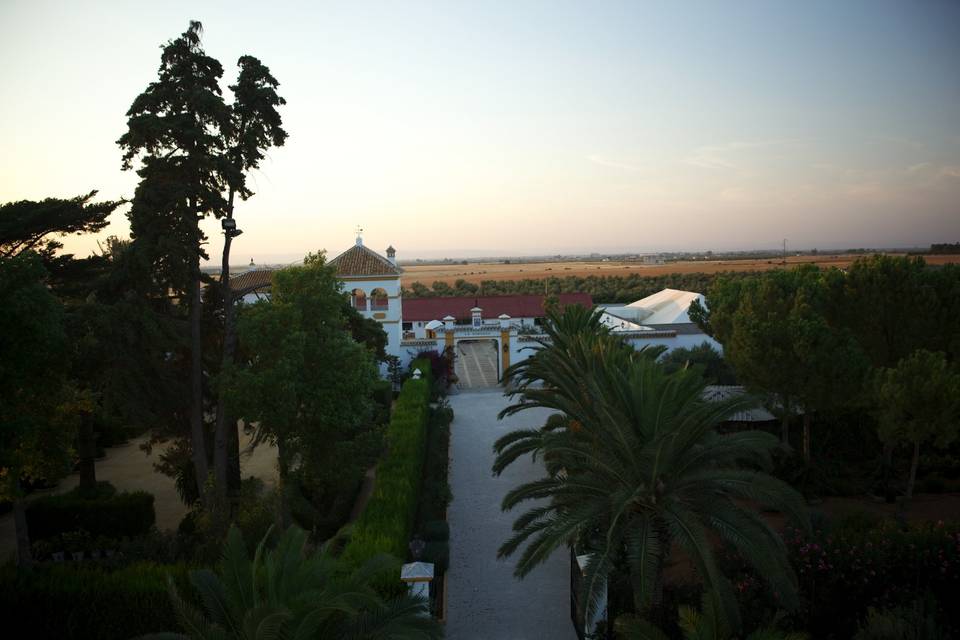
left=144, top=526, right=442, bottom=639
left=493, top=306, right=809, bottom=633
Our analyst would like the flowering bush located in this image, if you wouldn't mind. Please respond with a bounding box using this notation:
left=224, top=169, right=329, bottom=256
left=785, top=520, right=958, bottom=637
left=719, top=519, right=959, bottom=638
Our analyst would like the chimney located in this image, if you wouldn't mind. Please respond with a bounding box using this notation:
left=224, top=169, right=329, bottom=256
left=386, top=245, right=396, bottom=265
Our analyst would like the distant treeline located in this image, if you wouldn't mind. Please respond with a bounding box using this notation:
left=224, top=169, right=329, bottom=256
left=403, top=271, right=764, bottom=304
left=931, top=243, right=960, bottom=254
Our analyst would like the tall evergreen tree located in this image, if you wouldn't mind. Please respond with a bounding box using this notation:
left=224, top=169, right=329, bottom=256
left=213, top=55, right=287, bottom=498
left=118, top=21, right=231, bottom=501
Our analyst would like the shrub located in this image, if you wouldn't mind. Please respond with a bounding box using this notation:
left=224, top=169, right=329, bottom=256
left=415, top=405, right=453, bottom=526
left=423, top=540, right=449, bottom=572
left=25, top=483, right=155, bottom=541
left=725, top=519, right=960, bottom=638
left=372, top=379, right=393, bottom=423
left=0, top=562, right=193, bottom=639
left=340, top=376, right=431, bottom=583
left=420, top=520, right=449, bottom=542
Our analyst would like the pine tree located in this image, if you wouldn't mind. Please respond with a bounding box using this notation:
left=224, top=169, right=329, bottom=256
left=118, top=21, right=231, bottom=501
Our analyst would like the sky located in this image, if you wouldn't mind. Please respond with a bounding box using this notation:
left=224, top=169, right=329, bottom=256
left=1, top=1, right=959, bottom=262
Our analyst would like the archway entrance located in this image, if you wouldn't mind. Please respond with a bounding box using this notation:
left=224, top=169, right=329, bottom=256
left=454, top=339, right=500, bottom=388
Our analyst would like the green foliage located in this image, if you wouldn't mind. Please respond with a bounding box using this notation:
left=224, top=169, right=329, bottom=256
left=158, top=525, right=441, bottom=639
left=872, top=350, right=960, bottom=498
left=341, top=377, right=431, bottom=580
left=778, top=520, right=960, bottom=638
left=495, top=304, right=808, bottom=634
left=420, top=520, right=450, bottom=542
left=409, top=355, right=438, bottom=388
left=616, top=590, right=808, bottom=639
left=873, top=350, right=960, bottom=450
left=225, top=252, right=381, bottom=528
left=404, top=270, right=760, bottom=304
left=0, top=252, right=74, bottom=506
left=25, top=484, right=156, bottom=541
left=0, top=562, right=193, bottom=640
left=855, top=597, right=947, bottom=640
left=660, top=341, right=737, bottom=384
left=0, top=191, right=116, bottom=258
left=415, top=405, right=454, bottom=529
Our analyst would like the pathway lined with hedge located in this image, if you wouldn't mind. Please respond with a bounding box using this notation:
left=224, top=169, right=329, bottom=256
left=445, top=389, right=577, bottom=640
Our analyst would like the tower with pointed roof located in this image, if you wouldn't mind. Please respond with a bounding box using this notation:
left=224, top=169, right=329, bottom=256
left=328, top=232, right=403, bottom=360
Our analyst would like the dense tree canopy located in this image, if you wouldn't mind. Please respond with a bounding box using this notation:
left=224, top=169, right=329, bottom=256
left=0, top=253, right=75, bottom=565
left=873, top=349, right=960, bottom=500
left=224, top=253, right=380, bottom=524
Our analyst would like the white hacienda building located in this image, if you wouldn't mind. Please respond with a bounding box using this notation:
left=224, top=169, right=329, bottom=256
left=229, top=238, right=720, bottom=384
left=330, top=237, right=403, bottom=360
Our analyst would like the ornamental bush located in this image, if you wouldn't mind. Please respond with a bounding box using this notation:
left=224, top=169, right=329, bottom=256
left=340, top=376, right=431, bottom=586
left=25, top=482, right=155, bottom=541
left=0, top=562, right=192, bottom=639
left=722, top=518, right=960, bottom=638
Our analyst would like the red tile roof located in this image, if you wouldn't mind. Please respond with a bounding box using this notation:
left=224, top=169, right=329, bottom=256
left=230, top=269, right=274, bottom=295
left=328, top=244, right=400, bottom=277
left=401, top=293, right=593, bottom=321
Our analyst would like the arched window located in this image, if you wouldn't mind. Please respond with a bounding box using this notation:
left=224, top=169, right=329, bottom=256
left=370, top=287, right=389, bottom=311
left=351, top=288, right=367, bottom=310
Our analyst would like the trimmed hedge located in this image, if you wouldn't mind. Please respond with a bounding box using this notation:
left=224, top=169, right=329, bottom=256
left=0, top=562, right=192, bottom=639
left=409, top=356, right=435, bottom=388
left=26, top=484, right=155, bottom=541
left=341, top=376, right=431, bottom=573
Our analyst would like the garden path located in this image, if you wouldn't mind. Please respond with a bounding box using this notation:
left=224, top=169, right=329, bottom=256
left=445, top=389, right=578, bottom=640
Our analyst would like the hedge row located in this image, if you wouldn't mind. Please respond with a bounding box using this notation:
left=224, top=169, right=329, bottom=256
left=341, top=375, right=431, bottom=571
left=0, top=562, right=191, bottom=639
left=409, top=356, right=436, bottom=388
left=26, top=485, right=156, bottom=541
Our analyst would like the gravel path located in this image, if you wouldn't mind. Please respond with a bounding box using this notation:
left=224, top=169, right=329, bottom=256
left=445, top=389, right=578, bottom=640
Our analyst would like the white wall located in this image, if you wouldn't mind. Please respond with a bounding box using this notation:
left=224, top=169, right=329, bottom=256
left=343, top=275, right=403, bottom=360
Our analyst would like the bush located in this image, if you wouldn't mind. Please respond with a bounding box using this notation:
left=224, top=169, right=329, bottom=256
left=372, top=379, right=393, bottom=423
left=0, top=562, right=193, bottom=639
left=415, top=405, right=453, bottom=526
left=340, top=376, right=431, bottom=582
left=422, top=540, right=449, bottom=572
left=420, top=520, right=449, bottom=542
left=725, top=519, right=960, bottom=638
left=26, top=483, right=155, bottom=541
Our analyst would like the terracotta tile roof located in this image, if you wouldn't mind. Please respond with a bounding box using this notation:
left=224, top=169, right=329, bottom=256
left=230, top=269, right=274, bottom=295
left=328, top=244, right=400, bottom=277
left=402, top=293, right=593, bottom=321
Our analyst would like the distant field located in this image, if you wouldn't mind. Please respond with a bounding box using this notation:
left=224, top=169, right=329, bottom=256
left=401, top=253, right=960, bottom=287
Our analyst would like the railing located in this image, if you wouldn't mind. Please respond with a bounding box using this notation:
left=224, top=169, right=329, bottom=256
left=370, top=299, right=389, bottom=311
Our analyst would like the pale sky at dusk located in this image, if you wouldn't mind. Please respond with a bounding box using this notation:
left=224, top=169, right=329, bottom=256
left=2, top=1, right=959, bottom=262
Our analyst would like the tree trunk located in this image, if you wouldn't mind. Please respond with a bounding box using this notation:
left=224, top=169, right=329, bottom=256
left=189, top=261, right=208, bottom=503
left=881, top=442, right=895, bottom=503
left=77, top=411, right=97, bottom=494
left=780, top=395, right=791, bottom=447
left=213, top=225, right=235, bottom=498
left=276, top=437, right=292, bottom=529
left=802, top=413, right=812, bottom=463
left=906, top=440, right=920, bottom=501
left=214, top=138, right=246, bottom=501
left=13, top=480, right=32, bottom=568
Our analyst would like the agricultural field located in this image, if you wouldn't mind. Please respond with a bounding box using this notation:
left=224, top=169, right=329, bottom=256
left=400, top=253, right=960, bottom=287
